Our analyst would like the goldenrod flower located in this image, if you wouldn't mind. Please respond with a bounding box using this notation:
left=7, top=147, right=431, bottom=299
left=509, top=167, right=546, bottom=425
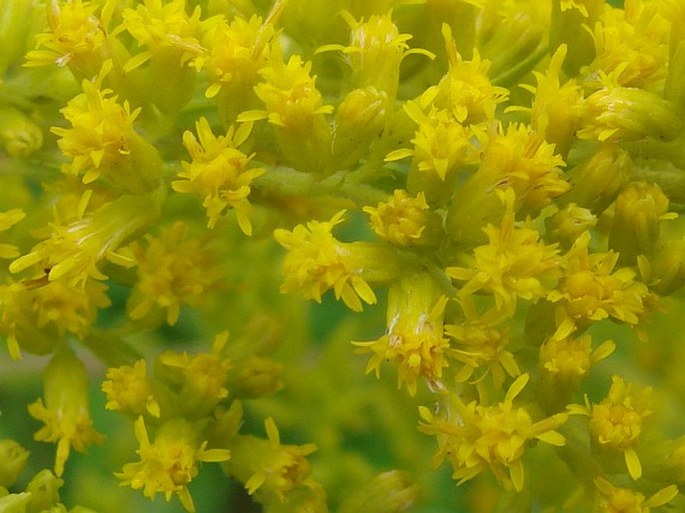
left=102, top=360, right=161, bottom=418
left=594, top=476, right=678, bottom=513
left=548, top=231, right=654, bottom=335
left=116, top=0, right=203, bottom=73
left=539, top=334, right=615, bottom=386
left=317, top=11, right=434, bottom=103
left=116, top=416, right=230, bottom=512
left=445, top=296, right=520, bottom=389
left=239, top=52, right=333, bottom=172
left=25, top=0, right=109, bottom=78
left=0, top=440, right=29, bottom=489
left=127, top=221, right=222, bottom=326
left=448, top=190, right=562, bottom=315
left=51, top=70, right=162, bottom=192
left=10, top=194, right=156, bottom=289
left=515, top=44, right=583, bottom=156
left=363, top=189, right=433, bottom=246
left=570, top=375, right=652, bottom=480
left=226, top=417, right=316, bottom=502
left=584, top=1, right=670, bottom=90
left=0, top=279, right=110, bottom=360
left=386, top=104, right=474, bottom=183
left=354, top=273, right=450, bottom=395
left=155, top=331, right=231, bottom=418
left=420, top=24, right=508, bottom=125
left=274, top=210, right=385, bottom=312
left=173, top=116, right=263, bottom=235
left=419, top=374, right=567, bottom=491
left=28, top=344, right=104, bottom=476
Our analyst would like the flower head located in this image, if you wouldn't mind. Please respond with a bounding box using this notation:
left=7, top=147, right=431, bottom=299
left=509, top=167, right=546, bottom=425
left=419, top=374, right=567, bottom=491
left=25, top=0, right=109, bottom=77
left=117, top=0, right=203, bottom=72
left=594, top=476, right=678, bottom=513
left=28, top=345, right=104, bottom=476
left=173, top=117, right=263, bottom=234
left=570, top=375, right=652, bottom=480
left=273, top=210, right=378, bottom=312
left=363, top=189, right=431, bottom=246
left=127, top=221, right=222, bottom=325
left=116, top=416, right=230, bottom=512
left=102, top=360, right=161, bottom=418
left=448, top=189, right=562, bottom=314
left=354, top=273, right=450, bottom=395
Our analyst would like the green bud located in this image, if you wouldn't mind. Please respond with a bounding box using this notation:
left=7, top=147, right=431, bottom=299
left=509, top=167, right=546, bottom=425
left=338, top=471, right=419, bottom=513
left=333, top=87, right=388, bottom=169
left=0, top=440, right=29, bottom=488
left=0, top=107, right=43, bottom=158
left=227, top=356, right=283, bottom=399
left=643, top=238, right=685, bottom=295
left=563, top=145, right=631, bottom=214
left=25, top=470, right=63, bottom=513
left=579, top=86, right=682, bottom=143
left=546, top=204, right=597, bottom=248
left=609, top=181, right=673, bottom=265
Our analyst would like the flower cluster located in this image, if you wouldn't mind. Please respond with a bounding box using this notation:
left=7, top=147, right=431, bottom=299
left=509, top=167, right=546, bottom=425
left=2, top=0, right=685, bottom=512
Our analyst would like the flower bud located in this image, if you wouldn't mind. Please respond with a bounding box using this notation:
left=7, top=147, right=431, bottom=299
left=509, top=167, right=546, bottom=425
left=579, top=85, right=681, bottom=143
left=562, top=145, right=631, bottom=214
left=0, top=107, right=43, bottom=157
left=609, top=182, right=674, bottom=265
left=0, top=440, right=29, bottom=488
left=546, top=204, right=597, bottom=248
left=338, top=471, right=419, bottom=513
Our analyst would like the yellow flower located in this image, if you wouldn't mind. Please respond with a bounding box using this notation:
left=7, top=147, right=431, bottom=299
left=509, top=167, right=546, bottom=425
left=195, top=15, right=273, bottom=99
left=116, top=0, right=204, bottom=73
left=102, top=360, right=161, bottom=418
left=584, top=1, right=670, bottom=90
left=594, top=476, right=678, bottom=513
left=578, top=72, right=681, bottom=143
left=274, top=210, right=384, bottom=312
left=419, top=374, right=567, bottom=491
left=239, top=52, right=333, bottom=172
left=539, top=334, right=615, bottom=385
left=445, top=296, right=520, bottom=389
left=172, top=116, right=264, bottom=235
left=127, top=221, right=222, bottom=325
left=28, top=344, right=104, bottom=476
left=363, top=189, right=431, bottom=247
left=155, top=331, right=231, bottom=418
left=226, top=417, right=316, bottom=502
left=476, top=123, right=570, bottom=214
left=316, top=11, right=434, bottom=102
left=24, top=0, right=109, bottom=78
left=548, top=231, right=654, bottom=335
left=386, top=105, right=474, bottom=182
left=570, top=375, right=652, bottom=480
left=10, top=194, right=156, bottom=289
left=514, top=44, right=583, bottom=156
left=52, top=73, right=141, bottom=183
left=50, top=70, right=162, bottom=193
left=0, top=278, right=110, bottom=360
left=448, top=189, right=562, bottom=315
left=354, top=273, right=450, bottom=396
left=116, top=416, right=230, bottom=512
left=0, top=440, right=29, bottom=489
left=420, top=24, right=508, bottom=125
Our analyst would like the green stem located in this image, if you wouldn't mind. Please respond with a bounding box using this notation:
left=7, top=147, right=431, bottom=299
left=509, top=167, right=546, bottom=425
left=254, top=165, right=389, bottom=205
